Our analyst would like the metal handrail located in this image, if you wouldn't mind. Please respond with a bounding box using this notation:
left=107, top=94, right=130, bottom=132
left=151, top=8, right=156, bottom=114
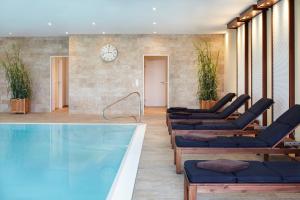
left=102, top=91, right=142, bottom=122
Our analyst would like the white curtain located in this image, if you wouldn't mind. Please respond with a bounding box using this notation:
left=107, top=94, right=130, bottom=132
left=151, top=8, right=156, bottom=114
left=273, top=0, right=289, bottom=119
left=237, top=24, right=246, bottom=112
left=252, top=13, right=263, bottom=121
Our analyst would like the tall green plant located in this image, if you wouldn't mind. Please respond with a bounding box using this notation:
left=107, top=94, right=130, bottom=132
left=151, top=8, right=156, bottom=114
left=0, top=45, right=31, bottom=99
left=195, top=42, right=219, bottom=101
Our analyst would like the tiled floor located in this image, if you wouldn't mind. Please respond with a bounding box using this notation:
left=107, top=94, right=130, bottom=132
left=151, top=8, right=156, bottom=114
left=0, top=109, right=299, bottom=200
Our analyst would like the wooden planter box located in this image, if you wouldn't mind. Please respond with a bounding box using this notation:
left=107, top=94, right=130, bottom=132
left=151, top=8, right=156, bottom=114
left=10, top=98, right=30, bottom=114
left=200, top=100, right=217, bottom=109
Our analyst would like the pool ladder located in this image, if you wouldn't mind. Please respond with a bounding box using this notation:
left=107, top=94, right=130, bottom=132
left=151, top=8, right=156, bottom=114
left=102, top=91, right=142, bottom=122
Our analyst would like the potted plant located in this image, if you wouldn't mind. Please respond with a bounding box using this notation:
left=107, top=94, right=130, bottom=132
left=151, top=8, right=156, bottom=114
left=195, top=42, right=219, bottom=109
left=0, top=45, right=31, bottom=114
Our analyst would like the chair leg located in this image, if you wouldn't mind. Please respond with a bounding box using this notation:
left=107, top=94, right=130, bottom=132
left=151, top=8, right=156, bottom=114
left=166, top=114, right=169, bottom=126
left=174, top=147, right=176, bottom=165
left=171, top=133, right=175, bottom=149
left=188, top=185, right=197, bottom=200
left=176, top=148, right=182, bottom=174
left=263, top=154, right=269, bottom=161
left=184, top=176, right=188, bottom=200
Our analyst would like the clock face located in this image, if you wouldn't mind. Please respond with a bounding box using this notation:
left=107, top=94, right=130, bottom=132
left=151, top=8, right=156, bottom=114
left=100, top=44, right=118, bottom=62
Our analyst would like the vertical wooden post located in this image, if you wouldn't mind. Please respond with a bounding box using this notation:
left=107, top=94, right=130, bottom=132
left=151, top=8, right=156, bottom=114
left=289, top=0, right=295, bottom=139
left=262, top=10, right=268, bottom=126
left=245, top=22, right=249, bottom=110
left=289, top=0, right=295, bottom=108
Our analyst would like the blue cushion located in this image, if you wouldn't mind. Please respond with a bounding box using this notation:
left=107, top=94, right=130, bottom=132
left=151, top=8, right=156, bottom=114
left=257, top=122, right=293, bottom=147
left=276, top=105, right=300, bottom=127
left=184, top=108, right=208, bottom=113
left=232, top=112, right=257, bottom=129
left=232, top=98, right=273, bottom=129
left=167, top=107, right=187, bottom=113
left=218, top=94, right=250, bottom=118
left=235, top=161, right=282, bottom=183
left=208, top=137, right=237, bottom=147
left=171, top=123, right=195, bottom=130
left=170, top=95, right=250, bottom=120
left=247, top=98, right=274, bottom=115
left=194, top=122, right=238, bottom=130
left=175, top=136, right=209, bottom=147
left=264, top=161, right=300, bottom=183
left=231, top=136, right=269, bottom=147
left=168, top=93, right=236, bottom=114
left=176, top=136, right=268, bottom=148
left=169, top=113, right=219, bottom=120
left=209, top=93, right=236, bottom=113
left=188, top=113, right=221, bottom=119
left=184, top=160, right=236, bottom=183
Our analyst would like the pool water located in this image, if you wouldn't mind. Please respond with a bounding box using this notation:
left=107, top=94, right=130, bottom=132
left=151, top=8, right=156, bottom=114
left=0, top=124, right=136, bottom=200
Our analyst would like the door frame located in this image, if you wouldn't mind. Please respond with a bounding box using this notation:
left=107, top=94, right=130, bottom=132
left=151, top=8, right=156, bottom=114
left=143, top=54, right=170, bottom=110
left=49, top=56, right=69, bottom=112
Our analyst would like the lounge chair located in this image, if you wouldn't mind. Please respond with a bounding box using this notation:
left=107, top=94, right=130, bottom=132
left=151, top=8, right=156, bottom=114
left=170, top=98, right=274, bottom=147
left=168, top=94, right=249, bottom=120
left=167, top=94, right=250, bottom=132
left=183, top=160, right=300, bottom=200
left=174, top=105, right=300, bottom=173
left=167, top=93, right=236, bottom=114
left=166, top=93, right=236, bottom=126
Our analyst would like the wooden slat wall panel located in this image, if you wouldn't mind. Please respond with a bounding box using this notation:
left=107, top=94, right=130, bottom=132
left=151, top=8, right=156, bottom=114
left=295, top=0, right=300, bottom=139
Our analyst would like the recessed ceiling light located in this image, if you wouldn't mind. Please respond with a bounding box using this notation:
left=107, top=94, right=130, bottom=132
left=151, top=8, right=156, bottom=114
left=48, top=22, right=52, bottom=26
left=102, top=32, right=106, bottom=34
left=153, top=22, right=157, bottom=25
left=153, top=31, right=157, bottom=34
left=65, top=32, right=69, bottom=35
left=9, top=32, right=12, bottom=35
left=152, top=7, right=156, bottom=11
left=92, top=22, right=96, bottom=26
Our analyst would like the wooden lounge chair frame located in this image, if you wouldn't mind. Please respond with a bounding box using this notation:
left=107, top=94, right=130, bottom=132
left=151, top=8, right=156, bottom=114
left=174, top=127, right=300, bottom=174
left=183, top=171, right=300, bottom=200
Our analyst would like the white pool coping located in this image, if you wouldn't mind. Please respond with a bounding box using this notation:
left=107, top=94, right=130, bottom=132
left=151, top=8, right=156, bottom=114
left=106, top=124, right=146, bottom=200
left=0, top=122, right=146, bottom=200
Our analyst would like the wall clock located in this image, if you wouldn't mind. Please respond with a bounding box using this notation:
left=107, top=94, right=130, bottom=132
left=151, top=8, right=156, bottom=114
left=100, top=44, right=118, bottom=62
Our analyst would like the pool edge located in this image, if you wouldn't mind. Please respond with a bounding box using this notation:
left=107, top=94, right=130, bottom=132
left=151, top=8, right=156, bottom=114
left=106, top=124, right=146, bottom=200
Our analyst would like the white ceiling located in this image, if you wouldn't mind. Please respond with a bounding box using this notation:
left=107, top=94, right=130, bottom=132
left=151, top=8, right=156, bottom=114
left=0, top=0, right=257, bottom=37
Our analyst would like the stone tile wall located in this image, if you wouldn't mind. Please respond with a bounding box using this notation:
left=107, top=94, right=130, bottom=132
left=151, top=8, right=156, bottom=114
left=69, top=34, right=224, bottom=114
left=0, top=35, right=224, bottom=114
left=0, top=37, right=68, bottom=112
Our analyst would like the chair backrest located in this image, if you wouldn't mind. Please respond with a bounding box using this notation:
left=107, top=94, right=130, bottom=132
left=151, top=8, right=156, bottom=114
left=218, top=94, right=250, bottom=118
left=257, top=105, right=300, bottom=147
left=232, top=98, right=274, bottom=129
left=208, top=93, right=236, bottom=113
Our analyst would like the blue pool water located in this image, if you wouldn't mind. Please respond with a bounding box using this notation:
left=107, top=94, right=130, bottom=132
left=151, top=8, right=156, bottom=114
left=0, top=124, right=136, bottom=200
